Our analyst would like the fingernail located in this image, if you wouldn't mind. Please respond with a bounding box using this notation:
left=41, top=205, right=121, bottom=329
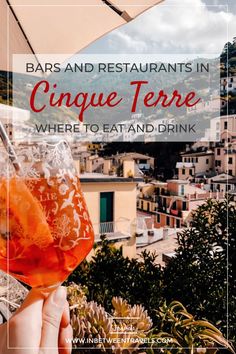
left=52, top=286, right=67, bottom=306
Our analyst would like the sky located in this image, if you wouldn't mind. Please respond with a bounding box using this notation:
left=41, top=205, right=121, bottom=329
left=82, top=0, right=235, bottom=56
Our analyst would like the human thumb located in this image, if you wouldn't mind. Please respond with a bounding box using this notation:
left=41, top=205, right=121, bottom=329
left=40, top=286, right=67, bottom=352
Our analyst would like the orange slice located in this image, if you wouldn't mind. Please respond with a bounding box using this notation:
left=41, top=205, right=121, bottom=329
left=0, top=177, right=53, bottom=249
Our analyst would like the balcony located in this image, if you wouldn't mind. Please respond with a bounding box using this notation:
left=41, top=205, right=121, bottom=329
left=176, top=162, right=195, bottom=168
left=94, top=218, right=132, bottom=242
left=188, top=191, right=225, bottom=201
left=157, top=206, right=182, bottom=217
left=170, top=209, right=182, bottom=217
left=140, top=194, right=157, bottom=202
left=224, top=149, right=236, bottom=154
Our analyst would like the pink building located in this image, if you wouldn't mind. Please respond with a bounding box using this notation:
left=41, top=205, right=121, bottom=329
left=154, top=180, right=223, bottom=229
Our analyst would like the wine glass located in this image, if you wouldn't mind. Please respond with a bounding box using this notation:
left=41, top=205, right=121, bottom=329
left=0, top=138, right=94, bottom=289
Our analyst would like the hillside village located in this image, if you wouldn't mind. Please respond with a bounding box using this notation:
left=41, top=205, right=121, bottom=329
left=1, top=108, right=235, bottom=266
left=0, top=39, right=236, bottom=266
left=72, top=110, right=236, bottom=264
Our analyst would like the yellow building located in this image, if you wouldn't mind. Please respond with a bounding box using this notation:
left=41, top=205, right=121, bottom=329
left=181, top=115, right=236, bottom=178
left=177, top=151, right=214, bottom=180
left=137, top=181, right=167, bottom=213
left=110, top=152, right=155, bottom=173
left=78, top=160, right=143, bottom=259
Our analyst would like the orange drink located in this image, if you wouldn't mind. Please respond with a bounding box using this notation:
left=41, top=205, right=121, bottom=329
left=0, top=140, right=94, bottom=288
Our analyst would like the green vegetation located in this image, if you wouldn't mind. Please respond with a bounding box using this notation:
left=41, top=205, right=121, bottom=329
left=163, top=199, right=235, bottom=340
left=221, top=39, right=236, bottom=77
left=67, top=199, right=236, bottom=352
left=68, top=238, right=163, bottom=322
left=68, top=283, right=234, bottom=354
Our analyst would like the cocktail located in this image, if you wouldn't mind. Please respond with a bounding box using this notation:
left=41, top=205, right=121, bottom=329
left=0, top=138, right=94, bottom=289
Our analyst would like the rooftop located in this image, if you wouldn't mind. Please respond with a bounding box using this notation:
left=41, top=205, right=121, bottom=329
left=110, top=152, right=153, bottom=161
left=167, top=179, right=189, bottom=184
left=210, top=173, right=233, bottom=181
left=136, top=228, right=179, bottom=266
left=195, top=171, right=216, bottom=178
left=181, top=150, right=214, bottom=157
left=211, top=178, right=236, bottom=185
left=80, top=172, right=143, bottom=183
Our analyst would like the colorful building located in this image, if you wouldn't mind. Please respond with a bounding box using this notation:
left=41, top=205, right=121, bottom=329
left=78, top=160, right=143, bottom=258
left=176, top=151, right=214, bottom=180
left=137, top=179, right=224, bottom=229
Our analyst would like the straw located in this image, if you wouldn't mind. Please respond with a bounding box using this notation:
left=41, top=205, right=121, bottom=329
left=0, top=120, right=21, bottom=174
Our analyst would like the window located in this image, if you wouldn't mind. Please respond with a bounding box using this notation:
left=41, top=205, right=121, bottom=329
left=196, top=158, right=198, bottom=163
left=229, top=169, right=233, bottom=176
left=180, top=185, right=185, bottom=196
left=229, top=83, right=232, bottom=88
left=182, top=169, right=185, bottom=175
left=189, top=169, right=193, bottom=176
left=206, top=159, right=209, bottom=164
left=100, top=192, right=114, bottom=233
left=157, top=214, right=160, bottom=223
left=217, top=148, right=220, bottom=156
left=224, top=121, right=228, bottom=130
left=166, top=216, right=170, bottom=226
left=215, top=160, right=221, bottom=167
left=229, top=157, right=233, bottom=164
left=182, top=201, right=187, bottom=210
left=176, top=219, right=180, bottom=228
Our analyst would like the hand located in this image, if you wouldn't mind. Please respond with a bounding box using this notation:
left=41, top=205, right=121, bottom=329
left=0, top=286, right=73, bottom=354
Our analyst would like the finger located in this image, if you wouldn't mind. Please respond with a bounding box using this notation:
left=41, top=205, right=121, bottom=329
left=61, top=302, right=70, bottom=329
left=59, top=324, right=73, bottom=354
left=8, top=289, right=44, bottom=351
left=14, top=288, right=44, bottom=315
left=40, top=286, right=67, bottom=351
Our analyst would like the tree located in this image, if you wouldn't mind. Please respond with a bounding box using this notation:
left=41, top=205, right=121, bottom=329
left=67, top=199, right=236, bottom=347
left=163, top=199, right=236, bottom=342
left=67, top=236, right=164, bottom=321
